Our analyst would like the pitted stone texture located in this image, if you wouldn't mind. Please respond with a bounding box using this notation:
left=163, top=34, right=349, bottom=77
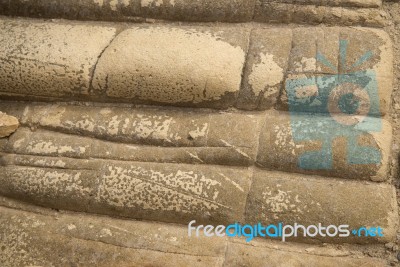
left=92, top=26, right=250, bottom=108
left=245, top=170, right=399, bottom=243
left=0, top=165, right=96, bottom=213
left=0, top=202, right=391, bottom=266
left=36, top=104, right=261, bottom=150
left=237, top=28, right=292, bottom=110
left=3, top=128, right=257, bottom=166
left=0, top=155, right=251, bottom=225
left=0, top=18, right=116, bottom=99
left=0, top=0, right=386, bottom=26
left=257, top=110, right=392, bottom=181
left=3, top=0, right=140, bottom=21
left=0, top=20, right=392, bottom=112
left=267, top=0, right=382, bottom=8
left=254, top=2, right=388, bottom=27
left=0, top=102, right=263, bottom=166
left=0, top=0, right=255, bottom=22
left=93, top=161, right=251, bottom=224
left=225, top=241, right=386, bottom=266
left=0, top=112, right=19, bottom=138
left=0, top=205, right=226, bottom=267
left=4, top=129, right=94, bottom=159
left=139, top=0, right=256, bottom=22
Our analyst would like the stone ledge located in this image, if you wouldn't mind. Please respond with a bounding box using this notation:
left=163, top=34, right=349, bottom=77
left=0, top=102, right=393, bottom=181
left=0, top=18, right=116, bottom=99
left=225, top=241, right=387, bottom=266
left=0, top=152, right=397, bottom=244
left=0, top=204, right=227, bottom=267
left=0, top=155, right=252, bottom=225
left=0, top=202, right=390, bottom=266
left=0, top=102, right=263, bottom=166
left=254, top=2, right=388, bottom=27
left=0, top=18, right=393, bottom=114
left=0, top=0, right=388, bottom=25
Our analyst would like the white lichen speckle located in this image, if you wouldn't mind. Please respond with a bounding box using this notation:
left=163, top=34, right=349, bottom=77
left=188, top=123, right=208, bottom=139
left=141, top=0, right=163, bottom=7
left=93, top=0, right=104, bottom=7
left=100, top=228, right=113, bottom=237
left=294, top=57, right=317, bottom=72
left=67, top=224, right=77, bottom=230
left=109, top=0, right=118, bottom=11
left=248, top=53, right=284, bottom=95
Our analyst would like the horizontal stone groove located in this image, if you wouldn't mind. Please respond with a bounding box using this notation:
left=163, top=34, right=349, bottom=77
left=0, top=17, right=393, bottom=115
left=0, top=165, right=397, bottom=244
left=0, top=0, right=386, bottom=25
left=0, top=155, right=252, bottom=226
left=0, top=203, right=227, bottom=266
left=0, top=101, right=263, bottom=166
left=0, top=101, right=392, bottom=181
left=1, top=131, right=256, bottom=167
left=0, top=202, right=389, bottom=266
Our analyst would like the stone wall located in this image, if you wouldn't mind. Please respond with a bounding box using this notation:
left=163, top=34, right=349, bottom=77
left=0, top=0, right=400, bottom=266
